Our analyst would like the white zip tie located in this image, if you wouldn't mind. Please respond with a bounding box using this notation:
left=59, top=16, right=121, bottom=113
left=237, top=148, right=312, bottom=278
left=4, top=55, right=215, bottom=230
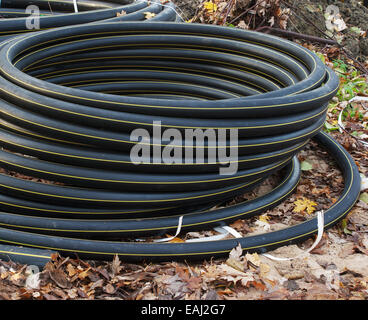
left=186, top=229, right=228, bottom=242
left=73, top=0, right=78, bottom=13
left=337, top=107, right=345, bottom=134
left=152, top=218, right=242, bottom=243
left=220, top=225, right=243, bottom=238
left=349, top=96, right=368, bottom=103
left=153, top=216, right=183, bottom=242
left=262, top=210, right=325, bottom=261
left=140, top=0, right=186, bottom=21
left=148, top=210, right=323, bottom=249
left=186, top=225, right=242, bottom=243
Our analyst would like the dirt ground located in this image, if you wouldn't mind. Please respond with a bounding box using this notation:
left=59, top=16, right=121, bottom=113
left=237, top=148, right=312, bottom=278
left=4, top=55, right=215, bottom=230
left=288, top=0, right=368, bottom=60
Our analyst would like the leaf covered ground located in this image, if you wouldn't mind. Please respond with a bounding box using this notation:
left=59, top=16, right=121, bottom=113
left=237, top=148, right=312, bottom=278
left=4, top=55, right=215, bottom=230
left=1, top=0, right=368, bottom=300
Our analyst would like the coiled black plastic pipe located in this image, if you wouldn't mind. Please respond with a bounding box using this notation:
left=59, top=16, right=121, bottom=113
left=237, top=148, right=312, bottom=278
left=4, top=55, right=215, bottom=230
left=0, top=0, right=179, bottom=43
left=0, top=21, right=361, bottom=265
left=0, top=1, right=180, bottom=266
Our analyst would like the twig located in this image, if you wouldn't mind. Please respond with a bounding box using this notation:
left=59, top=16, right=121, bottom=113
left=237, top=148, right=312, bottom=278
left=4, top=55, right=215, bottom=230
left=287, top=16, right=302, bottom=34
left=214, top=0, right=235, bottom=25
left=221, top=0, right=236, bottom=25
left=255, top=26, right=338, bottom=45
left=48, top=1, right=54, bottom=15
left=256, top=17, right=267, bottom=30
left=214, top=0, right=229, bottom=25
left=228, top=2, right=258, bottom=25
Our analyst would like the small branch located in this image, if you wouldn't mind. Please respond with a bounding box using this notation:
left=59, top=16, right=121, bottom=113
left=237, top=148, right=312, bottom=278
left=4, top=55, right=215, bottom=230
left=255, top=26, right=338, bottom=45
left=220, top=0, right=236, bottom=25
left=228, top=2, right=258, bottom=25
left=214, top=0, right=230, bottom=25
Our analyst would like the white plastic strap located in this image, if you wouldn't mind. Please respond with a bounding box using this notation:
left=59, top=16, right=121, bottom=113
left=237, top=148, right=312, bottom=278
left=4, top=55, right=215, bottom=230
left=161, top=3, right=185, bottom=21
left=149, top=211, right=325, bottom=255
left=262, top=211, right=325, bottom=261
left=73, top=0, right=78, bottom=13
left=220, top=226, right=243, bottom=238
left=153, top=218, right=243, bottom=243
left=186, top=225, right=242, bottom=243
left=141, top=0, right=186, bottom=21
left=338, top=108, right=345, bottom=134
left=153, top=216, right=183, bottom=243
left=349, top=96, right=368, bottom=103
left=186, top=229, right=228, bottom=242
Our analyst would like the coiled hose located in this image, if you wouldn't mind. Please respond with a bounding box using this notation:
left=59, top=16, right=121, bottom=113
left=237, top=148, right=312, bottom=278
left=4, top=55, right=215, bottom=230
left=0, top=0, right=179, bottom=43
left=0, top=0, right=178, bottom=266
left=0, top=22, right=361, bottom=266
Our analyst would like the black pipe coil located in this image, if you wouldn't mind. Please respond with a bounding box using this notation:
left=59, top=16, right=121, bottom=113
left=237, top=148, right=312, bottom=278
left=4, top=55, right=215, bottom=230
left=0, top=1, right=180, bottom=266
left=0, top=0, right=179, bottom=43
left=0, top=21, right=361, bottom=265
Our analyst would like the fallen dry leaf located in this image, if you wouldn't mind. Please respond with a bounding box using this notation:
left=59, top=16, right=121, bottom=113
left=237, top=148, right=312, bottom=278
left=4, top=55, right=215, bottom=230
left=66, top=264, right=77, bottom=277
left=293, top=197, right=318, bottom=215
left=116, top=10, right=126, bottom=17
left=104, top=283, right=116, bottom=294
left=111, top=255, right=123, bottom=276
left=144, top=12, right=156, bottom=19
left=246, top=252, right=261, bottom=269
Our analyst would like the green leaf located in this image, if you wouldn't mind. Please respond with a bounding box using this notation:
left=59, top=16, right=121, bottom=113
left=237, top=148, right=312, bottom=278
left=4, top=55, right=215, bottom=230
left=324, top=121, right=339, bottom=132
left=351, top=131, right=359, bottom=137
left=341, top=218, right=352, bottom=235
left=359, top=192, right=368, bottom=204
left=301, top=160, right=313, bottom=171
left=306, top=4, right=317, bottom=13
left=315, top=52, right=325, bottom=63
left=350, top=26, right=362, bottom=35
